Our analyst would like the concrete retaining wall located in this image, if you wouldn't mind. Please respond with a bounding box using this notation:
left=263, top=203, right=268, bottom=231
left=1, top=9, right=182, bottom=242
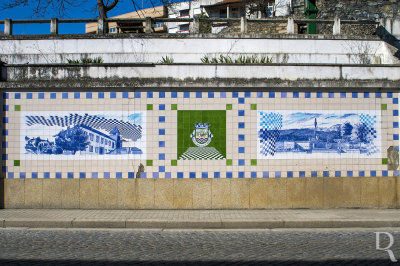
left=0, top=36, right=397, bottom=64
left=5, top=64, right=400, bottom=81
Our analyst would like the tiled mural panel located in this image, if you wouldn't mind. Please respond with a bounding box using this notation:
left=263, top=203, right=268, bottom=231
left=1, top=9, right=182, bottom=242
left=1, top=91, right=398, bottom=179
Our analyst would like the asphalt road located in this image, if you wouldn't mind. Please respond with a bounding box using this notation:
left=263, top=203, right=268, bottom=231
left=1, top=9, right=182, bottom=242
left=0, top=228, right=399, bottom=265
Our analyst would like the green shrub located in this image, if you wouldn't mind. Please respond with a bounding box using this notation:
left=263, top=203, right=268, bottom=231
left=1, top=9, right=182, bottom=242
left=159, top=56, right=174, bottom=64
left=67, top=57, right=103, bottom=64
left=200, top=55, right=273, bottom=64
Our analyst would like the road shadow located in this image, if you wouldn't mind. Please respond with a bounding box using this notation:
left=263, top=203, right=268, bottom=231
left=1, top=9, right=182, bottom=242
left=0, top=259, right=395, bottom=266
left=377, top=25, right=400, bottom=60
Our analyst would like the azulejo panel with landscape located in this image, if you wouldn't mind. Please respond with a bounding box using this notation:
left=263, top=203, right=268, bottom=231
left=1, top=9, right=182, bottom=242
left=258, top=110, right=381, bottom=159
left=20, top=111, right=146, bottom=160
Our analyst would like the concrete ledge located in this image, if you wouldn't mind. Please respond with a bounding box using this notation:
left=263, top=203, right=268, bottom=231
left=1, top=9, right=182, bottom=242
left=72, top=219, right=126, bottom=228
left=5, top=65, right=400, bottom=83
left=4, top=219, right=72, bottom=228
left=283, top=220, right=400, bottom=228
left=3, top=79, right=400, bottom=89
left=221, top=220, right=285, bottom=229
left=1, top=216, right=400, bottom=229
left=0, top=33, right=382, bottom=41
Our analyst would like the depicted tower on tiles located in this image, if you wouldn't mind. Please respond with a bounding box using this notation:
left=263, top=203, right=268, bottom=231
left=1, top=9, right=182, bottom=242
left=314, top=117, right=317, bottom=139
left=110, top=126, right=122, bottom=149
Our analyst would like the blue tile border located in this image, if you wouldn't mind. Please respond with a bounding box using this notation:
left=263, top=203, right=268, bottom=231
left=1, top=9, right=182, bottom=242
left=2, top=170, right=399, bottom=179
left=10, top=91, right=397, bottom=100
left=3, top=90, right=399, bottom=179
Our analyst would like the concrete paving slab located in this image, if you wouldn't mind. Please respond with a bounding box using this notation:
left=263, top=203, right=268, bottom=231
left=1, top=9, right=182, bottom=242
left=4, top=219, right=72, bottom=228
left=0, top=209, right=399, bottom=229
left=72, top=219, right=126, bottom=228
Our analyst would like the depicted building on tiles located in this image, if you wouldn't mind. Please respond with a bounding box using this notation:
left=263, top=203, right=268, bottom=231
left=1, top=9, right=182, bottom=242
left=79, top=125, right=122, bottom=155
left=23, top=113, right=143, bottom=156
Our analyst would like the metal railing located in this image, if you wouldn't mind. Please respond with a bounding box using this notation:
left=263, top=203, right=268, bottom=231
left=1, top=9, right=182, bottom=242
left=0, top=17, right=380, bottom=36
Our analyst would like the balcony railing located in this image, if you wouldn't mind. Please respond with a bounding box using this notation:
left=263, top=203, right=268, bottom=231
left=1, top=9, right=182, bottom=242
left=0, top=17, right=380, bottom=36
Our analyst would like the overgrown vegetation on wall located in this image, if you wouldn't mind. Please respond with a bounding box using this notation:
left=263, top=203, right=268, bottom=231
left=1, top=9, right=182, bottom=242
left=67, top=57, right=104, bottom=64
left=201, top=55, right=273, bottom=64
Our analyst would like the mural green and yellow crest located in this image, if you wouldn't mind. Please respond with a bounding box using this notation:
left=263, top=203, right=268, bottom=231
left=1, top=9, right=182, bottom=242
left=177, top=110, right=226, bottom=160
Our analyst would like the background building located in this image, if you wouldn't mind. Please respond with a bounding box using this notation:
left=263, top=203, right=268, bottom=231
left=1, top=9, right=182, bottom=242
left=167, top=1, right=201, bottom=33
left=85, top=5, right=167, bottom=34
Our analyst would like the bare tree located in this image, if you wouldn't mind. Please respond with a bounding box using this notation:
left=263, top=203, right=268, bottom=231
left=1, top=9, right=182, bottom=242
left=2, top=0, right=119, bottom=19
left=98, top=0, right=119, bottom=19
left=2, top=0, right=175, bottom=33
left=344, top=41, right=379, bottom=64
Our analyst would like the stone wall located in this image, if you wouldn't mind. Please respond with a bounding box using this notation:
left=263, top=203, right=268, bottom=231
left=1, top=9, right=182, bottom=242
left=317, top=0, right=400, bottom=20
left=4, top=177, right=400, bottom=209
left=220, top=21, right=289, bottom=34
left=291, top=0, right=398, bottom=36
left=316, top=1, right=400, bottom=36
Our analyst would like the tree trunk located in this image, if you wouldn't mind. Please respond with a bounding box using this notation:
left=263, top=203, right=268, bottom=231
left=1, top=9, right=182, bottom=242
left=98, top=0, right=108, bottom=19
left=97, top=0, right=119, bottom=34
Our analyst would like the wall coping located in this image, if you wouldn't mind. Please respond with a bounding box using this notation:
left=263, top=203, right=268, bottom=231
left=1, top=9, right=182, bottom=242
left=0, top=33, right=383, bottom=41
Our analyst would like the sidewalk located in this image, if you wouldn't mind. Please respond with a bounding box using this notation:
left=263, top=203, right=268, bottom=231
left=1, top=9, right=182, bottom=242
left=0, top=209, right=399, bottom=229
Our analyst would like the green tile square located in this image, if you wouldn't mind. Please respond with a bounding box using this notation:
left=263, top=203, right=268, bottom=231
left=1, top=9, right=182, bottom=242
left=250, top=104, right=257, bottom=110
left=226, top=104, right=232, bottom=110
left=177, top=110, right=226, bottom=160
left=147, top=104, right=153, bottom=111
left=381, top=104, right=387, bottom=110
left=382, top=158, right=388, bottom=165
left=171, top=104, right=178, bottom=110
left=171, top=160, right=177, bottom=166
left=14, top=160, right=20, bottom=166
left=251, top=159, right=257, bottom=166
left=14, top=105, right=21, bottom=111
left=226, top=159, right=232, bottom=166
left=146, top=160, right=153, bottom=166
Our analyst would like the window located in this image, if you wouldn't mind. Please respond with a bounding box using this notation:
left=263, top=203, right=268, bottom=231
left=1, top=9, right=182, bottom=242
left=179, top=24, right=189, bottom=32
left=220, top=9, right=227, bottom=18
left=101, top=137, right=104, bottom=144
left=266, top=2, right=274, bottom=17
left=89, top=145, right=93, bottom=152
left=89, top=133, right=93, bottom=141
left=112, top=142, right=115, bottom=149
left=210, top=10, right=219, bottom=18
left=179, top=10, right=189, bottom=17
left=155, top=22, right=164, bottom=28
left=96, top=135, right=99, bottom=143
left=95, top=147, right=99, bottom=153
left=232, top=7, right=239, bottom=18
left=109, top=27, right=117, bottom=33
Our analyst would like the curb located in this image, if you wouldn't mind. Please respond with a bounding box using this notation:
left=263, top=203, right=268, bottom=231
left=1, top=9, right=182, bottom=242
left=2, top=219, right=400, bottom=229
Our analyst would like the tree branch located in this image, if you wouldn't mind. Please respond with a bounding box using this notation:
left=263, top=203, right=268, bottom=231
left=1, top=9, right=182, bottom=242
left=105, top=0, right=118, bottom=12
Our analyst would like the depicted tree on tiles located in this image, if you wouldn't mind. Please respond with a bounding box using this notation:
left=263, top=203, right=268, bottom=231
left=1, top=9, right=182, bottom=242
left=54, top=125, right=90, bottom=155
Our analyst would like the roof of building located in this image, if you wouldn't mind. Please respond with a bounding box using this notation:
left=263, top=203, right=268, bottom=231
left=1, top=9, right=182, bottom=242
left=79, top=124, right=115, bottom=141
left=202, top=0, right=243, bottom=7
left=85, top=5, right=166, bottom=33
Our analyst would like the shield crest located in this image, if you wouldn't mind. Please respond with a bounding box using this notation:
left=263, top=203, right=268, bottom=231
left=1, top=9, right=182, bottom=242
left=191, top=123, right=213, bottom=147
left=195, top=128, right=209, bottom=145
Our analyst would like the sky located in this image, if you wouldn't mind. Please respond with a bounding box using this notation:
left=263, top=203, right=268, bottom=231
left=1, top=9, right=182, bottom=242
left=283, top=112, right=359, bottom=130
left=0, top=0, right=174, bottom=35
